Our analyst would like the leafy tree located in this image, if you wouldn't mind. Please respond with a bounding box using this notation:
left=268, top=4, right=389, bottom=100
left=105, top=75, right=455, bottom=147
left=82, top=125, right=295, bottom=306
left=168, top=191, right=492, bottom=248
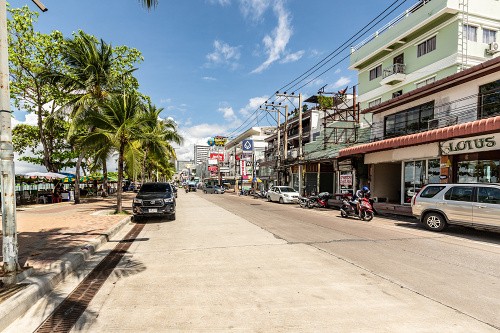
left=8, top=5, right=73, bottom=172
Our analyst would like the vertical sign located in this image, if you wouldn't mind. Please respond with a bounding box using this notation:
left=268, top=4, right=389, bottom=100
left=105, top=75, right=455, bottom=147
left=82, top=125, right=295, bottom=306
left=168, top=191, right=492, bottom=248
left=240, top=160, right=246, bottom=177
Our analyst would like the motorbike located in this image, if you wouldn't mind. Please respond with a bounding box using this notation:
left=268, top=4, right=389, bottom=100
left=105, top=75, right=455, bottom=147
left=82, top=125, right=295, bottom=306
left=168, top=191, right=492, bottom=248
left=298, top=196, right=309, bottom=208
left=340, top=193, right=374, bottom=221
left=307, top=192, right=330, bottom=209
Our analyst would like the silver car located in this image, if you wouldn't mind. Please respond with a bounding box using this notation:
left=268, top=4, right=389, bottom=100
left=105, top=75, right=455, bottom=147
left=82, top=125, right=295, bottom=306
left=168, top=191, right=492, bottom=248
left=267, top=186, right=300, bottom=204
left=411, top=183, right=500, bottom=232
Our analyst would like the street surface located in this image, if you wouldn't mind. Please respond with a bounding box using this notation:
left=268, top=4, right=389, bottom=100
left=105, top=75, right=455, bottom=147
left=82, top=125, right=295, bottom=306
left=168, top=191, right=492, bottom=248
left=6, top=190, right=500, bottom=332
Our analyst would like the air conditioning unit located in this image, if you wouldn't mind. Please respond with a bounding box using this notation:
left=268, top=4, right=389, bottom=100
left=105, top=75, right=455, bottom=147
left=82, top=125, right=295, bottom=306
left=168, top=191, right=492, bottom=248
left=427, top=118, right=439, bottom=130
left=487, top=42, right=499, bottom=54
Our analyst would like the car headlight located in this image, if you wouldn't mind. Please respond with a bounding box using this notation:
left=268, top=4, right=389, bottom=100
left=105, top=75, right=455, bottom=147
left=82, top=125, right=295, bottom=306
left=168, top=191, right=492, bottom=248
left=133, top=198, right=142, bottom=204
left=164, top=198, right=174, bottom=203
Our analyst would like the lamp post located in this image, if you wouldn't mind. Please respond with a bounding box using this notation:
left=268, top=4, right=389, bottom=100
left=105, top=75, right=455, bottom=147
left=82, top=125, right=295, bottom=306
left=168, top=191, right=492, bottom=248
left=0, top=0, right=47, bottom=275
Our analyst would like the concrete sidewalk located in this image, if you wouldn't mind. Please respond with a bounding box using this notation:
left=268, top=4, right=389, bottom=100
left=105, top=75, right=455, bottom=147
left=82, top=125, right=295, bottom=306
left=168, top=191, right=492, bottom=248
left=0, top=193, right=134, bottom=330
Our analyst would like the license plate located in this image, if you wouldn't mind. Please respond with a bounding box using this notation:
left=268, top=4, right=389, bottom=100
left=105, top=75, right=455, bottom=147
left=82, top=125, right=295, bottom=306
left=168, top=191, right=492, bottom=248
left=148, top=208, right=157, bottom=213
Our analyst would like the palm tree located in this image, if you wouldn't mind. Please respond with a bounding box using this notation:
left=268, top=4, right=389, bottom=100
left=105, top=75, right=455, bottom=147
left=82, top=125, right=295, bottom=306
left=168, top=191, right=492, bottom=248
left=60, top=31, right=125, bottom=203
left=138, top=102, right=183, bottom=183
left=141, top=0, right=158, bottom=9
left=80, top=93, right=146, bottom=213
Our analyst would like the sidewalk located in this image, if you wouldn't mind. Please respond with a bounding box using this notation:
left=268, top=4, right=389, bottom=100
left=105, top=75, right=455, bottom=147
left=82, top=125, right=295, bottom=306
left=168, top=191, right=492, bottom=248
left=0, top=192, right=134, bottom=329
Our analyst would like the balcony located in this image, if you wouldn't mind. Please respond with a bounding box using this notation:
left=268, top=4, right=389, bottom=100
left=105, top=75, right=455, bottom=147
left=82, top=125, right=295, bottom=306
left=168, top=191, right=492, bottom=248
left=380, top=63, right=406, bottom=85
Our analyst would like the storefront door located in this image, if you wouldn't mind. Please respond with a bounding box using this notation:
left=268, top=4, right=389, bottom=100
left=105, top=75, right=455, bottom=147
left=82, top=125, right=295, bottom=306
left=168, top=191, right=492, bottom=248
left=402, top=159, right=440, bottom=204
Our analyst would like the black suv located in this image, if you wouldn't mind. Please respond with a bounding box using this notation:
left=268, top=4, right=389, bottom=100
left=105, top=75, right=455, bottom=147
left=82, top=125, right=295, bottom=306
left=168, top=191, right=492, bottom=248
left=132, top=182, right=176, bottom=220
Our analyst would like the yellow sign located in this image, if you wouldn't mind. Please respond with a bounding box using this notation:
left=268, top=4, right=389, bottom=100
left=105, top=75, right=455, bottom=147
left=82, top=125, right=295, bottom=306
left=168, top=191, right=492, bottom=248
left=214, top=136, right=228, bottom=146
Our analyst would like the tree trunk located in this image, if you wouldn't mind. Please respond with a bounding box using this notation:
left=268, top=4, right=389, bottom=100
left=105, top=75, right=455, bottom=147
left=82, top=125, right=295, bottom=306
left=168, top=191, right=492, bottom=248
left=102, top=158, right=109, bottom=197
left=116, top=143, right=125, bottom=213
left=74, top=152, right=84, bottom=204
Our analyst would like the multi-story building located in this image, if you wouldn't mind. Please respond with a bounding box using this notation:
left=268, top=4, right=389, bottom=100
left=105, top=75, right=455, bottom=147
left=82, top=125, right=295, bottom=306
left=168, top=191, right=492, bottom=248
left=193, top=145, right=210, bottom=165
left=339, top=0, right=500, bottom=214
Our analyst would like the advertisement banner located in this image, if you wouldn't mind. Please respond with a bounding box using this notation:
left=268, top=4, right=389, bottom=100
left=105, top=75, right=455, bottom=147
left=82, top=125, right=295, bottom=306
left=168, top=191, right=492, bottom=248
left=339, top=174, right=353, bottom=186
left=208, top=165, right=218, bottom=172
left=240, top=160, right=246, bottom=176
left=210, top=153, right=224, bottom=161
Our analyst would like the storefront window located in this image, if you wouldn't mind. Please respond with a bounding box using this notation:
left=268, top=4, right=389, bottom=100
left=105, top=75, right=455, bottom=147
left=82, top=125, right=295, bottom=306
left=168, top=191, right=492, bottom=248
left=478, top=79, right=500, bottom=119
left=403, top=159, right=440, bottom=204
left=458, top=160, right=500, bottom=183
left=384, top=101, right=435, bottom=138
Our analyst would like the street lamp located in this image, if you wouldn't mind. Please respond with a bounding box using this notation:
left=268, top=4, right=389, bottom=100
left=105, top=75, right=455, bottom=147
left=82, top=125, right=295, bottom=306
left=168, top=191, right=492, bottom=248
left=0, top=0, right=47, bottom=275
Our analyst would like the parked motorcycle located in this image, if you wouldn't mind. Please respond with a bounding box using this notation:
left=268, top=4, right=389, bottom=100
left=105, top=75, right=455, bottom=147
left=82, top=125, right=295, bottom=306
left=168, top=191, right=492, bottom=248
left=340, top=193, right=374, bottom=221
left=298, top=196, right=309, bottom=208
left=307, top=192, right=330, bottom=209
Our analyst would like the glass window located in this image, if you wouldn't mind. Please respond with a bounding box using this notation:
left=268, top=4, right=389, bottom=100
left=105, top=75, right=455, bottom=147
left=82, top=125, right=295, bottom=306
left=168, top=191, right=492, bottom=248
left=483, top=29, right=497, bottom=44
left=477, top=187, right=500, bottom=204
left=383, top=101, right=435, bottom=137
left=417, top=36, right=437, bottom=57
left=420, top=186, right=446, bottom=198
left=428, top=159, right=441, bottom=184
left=458, top=160, right=500, bottom=183
left=369, top=65, right=382, bottom=81
left=384, top=115, right=395, bottom=138
left=369, top=98, right=381, bottom=108
left=464, top=25, right=477, bottom=42
left=404, top=160, right=427, bottom=204
left=444, top=186, right=474, bottom=202
left=478, top=79, right=500, bottom=119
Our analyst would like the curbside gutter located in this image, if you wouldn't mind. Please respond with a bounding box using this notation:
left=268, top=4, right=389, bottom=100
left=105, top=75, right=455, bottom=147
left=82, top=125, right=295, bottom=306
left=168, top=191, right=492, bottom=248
left=0, top=215, right=132, bottom=332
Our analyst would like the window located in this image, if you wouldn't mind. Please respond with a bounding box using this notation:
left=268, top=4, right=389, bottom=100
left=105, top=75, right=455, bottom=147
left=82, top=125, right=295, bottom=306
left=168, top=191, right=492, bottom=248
left=417, top=36, right=437, bottom=57
left=416, top=77, right=435, bottom=89
left=477, top=187, right=500, bottom=204
left=445, top=186, right=474, bottom=202
left=392, top=90, right=403, bottom=98
left=420, top=186, right=445, bottom=198
left=369, top=65, right=382, bottom=80
left=478, top=79, right=500, bottom=119
left=483, top=29, right=497, bottom=44
left=464, top=25, right=477, bottom=42
left=368, top=98, right=381, bottom=108
left=384, top=101, right=434, bottom=138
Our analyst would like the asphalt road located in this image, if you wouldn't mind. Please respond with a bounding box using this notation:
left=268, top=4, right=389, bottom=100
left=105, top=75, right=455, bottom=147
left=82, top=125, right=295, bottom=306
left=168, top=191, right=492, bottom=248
left=5, top=190, right=500, bottom=332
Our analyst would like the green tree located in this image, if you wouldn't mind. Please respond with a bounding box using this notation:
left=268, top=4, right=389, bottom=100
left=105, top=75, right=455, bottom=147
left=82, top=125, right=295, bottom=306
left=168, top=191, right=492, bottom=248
left=79, top=93, right=146, bottom=213
left=8, top=5, right=73, bottom=172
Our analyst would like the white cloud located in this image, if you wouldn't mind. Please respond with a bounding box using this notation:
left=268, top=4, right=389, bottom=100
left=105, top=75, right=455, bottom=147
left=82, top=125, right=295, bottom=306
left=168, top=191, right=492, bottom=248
left=239, top=95, right=268, bottom=117
left=160, top=98, right=172, bottom=104
left=332, top=76, right=351, bottom=88
left=207, top=0, right=231, bottom=5
left=206, top=40, right=241, bottom=70
left=239, top=0, right=270, bottom=21
left=251, top=0, right=292, bottom=74
left=202, top=76, right=217, bottom=81
left=335, top=68, right=342, bottom=74
left=280, top=50, right=304, bottom=64
left=218, top=106, right=236, bottom=122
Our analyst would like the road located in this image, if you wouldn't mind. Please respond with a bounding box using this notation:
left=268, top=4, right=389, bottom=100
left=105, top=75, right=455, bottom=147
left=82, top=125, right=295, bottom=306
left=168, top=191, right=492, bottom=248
left=6, top=190, right=500, bottom=332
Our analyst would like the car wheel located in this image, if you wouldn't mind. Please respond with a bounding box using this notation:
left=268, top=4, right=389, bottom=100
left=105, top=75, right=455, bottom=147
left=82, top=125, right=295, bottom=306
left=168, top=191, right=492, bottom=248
left=279, top=197, right=284, bottom=204
left=169, top=213, right=176, bottom=221
left=267, top=195, right=272, bottom=202
left=423, top=212, right=447, bottom=231
left=132, top=215, right=142, bottom=222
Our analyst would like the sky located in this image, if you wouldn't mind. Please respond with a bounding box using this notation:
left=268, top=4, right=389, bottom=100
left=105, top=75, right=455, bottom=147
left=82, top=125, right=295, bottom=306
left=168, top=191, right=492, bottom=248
left=11, top=0, right=409, bottom=173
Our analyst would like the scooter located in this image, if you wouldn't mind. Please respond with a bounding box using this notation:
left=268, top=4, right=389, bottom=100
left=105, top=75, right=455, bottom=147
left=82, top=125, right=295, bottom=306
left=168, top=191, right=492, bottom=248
left=307, top=192, right=330, bottom=209
left=340, top=193, right=374, bottom=221
left=298, top=196, right=309, bottom=208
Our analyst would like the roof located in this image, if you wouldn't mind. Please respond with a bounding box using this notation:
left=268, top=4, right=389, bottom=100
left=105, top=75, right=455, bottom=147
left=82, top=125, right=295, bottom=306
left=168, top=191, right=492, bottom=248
left=338, top=115, right=500, bottom=157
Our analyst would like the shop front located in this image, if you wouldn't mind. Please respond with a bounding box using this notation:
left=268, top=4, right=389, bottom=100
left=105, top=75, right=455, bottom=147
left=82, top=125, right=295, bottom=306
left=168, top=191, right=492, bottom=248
left=439, top=132, right=500, bottom=184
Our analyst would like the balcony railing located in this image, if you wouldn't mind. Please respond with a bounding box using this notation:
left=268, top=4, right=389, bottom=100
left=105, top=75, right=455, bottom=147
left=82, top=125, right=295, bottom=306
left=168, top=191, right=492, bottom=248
left=383, top=63, right=406, bottom=78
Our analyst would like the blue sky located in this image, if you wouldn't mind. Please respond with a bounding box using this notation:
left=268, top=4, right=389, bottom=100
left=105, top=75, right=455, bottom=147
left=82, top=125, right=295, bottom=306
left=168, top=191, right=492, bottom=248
left=12, top=0, right=408, bottom=170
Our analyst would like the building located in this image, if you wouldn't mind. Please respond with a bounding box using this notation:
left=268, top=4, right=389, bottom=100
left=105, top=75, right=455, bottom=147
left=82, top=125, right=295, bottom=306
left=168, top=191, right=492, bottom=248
left=194, top=145, right=210, bottom=165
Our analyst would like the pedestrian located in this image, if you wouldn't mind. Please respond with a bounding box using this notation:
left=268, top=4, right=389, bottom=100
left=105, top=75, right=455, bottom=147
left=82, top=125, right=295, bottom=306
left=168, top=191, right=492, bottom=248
left=52, top=183, right=62, bottom=203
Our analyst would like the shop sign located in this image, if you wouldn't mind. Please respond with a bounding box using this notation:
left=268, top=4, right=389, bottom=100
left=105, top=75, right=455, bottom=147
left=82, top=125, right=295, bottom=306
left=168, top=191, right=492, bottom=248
left=339, top=174, right=353, bottom=186
left=440, top=133, right=499, bottom=155
left=210, top=153, right=224, bottom=161
left=240, top=160, right=247, bottom=176
left=208, top=165, right=218, bottom=172
left=207, top=136, right=228, bottom=147
left=242, top=139, right=254, bottom=152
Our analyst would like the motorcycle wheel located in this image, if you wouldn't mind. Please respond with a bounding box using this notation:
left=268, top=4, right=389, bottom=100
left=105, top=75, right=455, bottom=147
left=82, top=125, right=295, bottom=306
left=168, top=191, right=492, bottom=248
left=362, top=211, right=374, bottom=222
left=340, top=208, right=348, bottom=218
left=307, top=200, right=314, bottom=209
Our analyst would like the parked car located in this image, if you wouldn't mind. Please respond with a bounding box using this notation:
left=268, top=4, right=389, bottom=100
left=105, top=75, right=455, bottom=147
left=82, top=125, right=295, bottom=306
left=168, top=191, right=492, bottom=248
left=267, top=186, right=300, bottom=204
left=132, top=182, right=176, bottom=221
left=187, top=181, right=197, bottom=192
left=411, top=183, right=500, bottom=232
left=204, top=184, right=224, bottom=194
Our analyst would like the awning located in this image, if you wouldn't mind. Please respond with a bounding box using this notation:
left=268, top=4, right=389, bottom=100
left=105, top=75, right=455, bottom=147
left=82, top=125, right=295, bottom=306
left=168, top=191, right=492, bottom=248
left=339, top=115, right=500, bottom=157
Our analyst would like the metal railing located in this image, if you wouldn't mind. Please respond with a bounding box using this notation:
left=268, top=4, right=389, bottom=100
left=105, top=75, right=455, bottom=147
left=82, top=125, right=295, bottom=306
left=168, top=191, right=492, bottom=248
left=352, top=0, right=433, bottom=52
left=383, top=63, right=406, bottom=78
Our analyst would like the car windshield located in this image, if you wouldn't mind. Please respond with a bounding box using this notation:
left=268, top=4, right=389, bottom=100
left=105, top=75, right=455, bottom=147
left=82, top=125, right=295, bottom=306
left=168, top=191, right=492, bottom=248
left=279, top=187, right=296, bottom=193
left=139, top=183, right=171, bottom=193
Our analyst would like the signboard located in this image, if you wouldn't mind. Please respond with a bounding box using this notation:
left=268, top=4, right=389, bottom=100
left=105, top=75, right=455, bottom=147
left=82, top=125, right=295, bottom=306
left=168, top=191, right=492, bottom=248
left=242, top=139, right=254, bottom=152
left=219, top=167, right=230, bottom=173
left=207, top=136, right=228, bottom=147
left=240, top=160, right=247, bottom=176
left=208, top=165, right=218, bottom=172
left=339, top=174, right=353, bottom=186
left=210, top=153, right=224, bottom=161
left=440, top=133, right=499, bottom=155
left=208, top=159, right=218, bottom=165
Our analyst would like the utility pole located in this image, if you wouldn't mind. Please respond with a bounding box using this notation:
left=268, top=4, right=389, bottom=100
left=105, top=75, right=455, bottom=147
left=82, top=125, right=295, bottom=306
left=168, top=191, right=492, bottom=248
left=0, top=0, right=48, bottom=277
left=276, top=92, right=303, bottom=195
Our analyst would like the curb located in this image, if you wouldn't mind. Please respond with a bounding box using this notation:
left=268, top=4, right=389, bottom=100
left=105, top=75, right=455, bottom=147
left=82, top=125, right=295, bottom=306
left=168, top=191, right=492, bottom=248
left=0, top=215, right=132, bottom=332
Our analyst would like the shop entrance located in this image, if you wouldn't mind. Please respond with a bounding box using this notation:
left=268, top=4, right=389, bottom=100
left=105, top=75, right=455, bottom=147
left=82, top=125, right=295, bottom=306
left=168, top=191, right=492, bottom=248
left=402, top=159, right=440, bottom=204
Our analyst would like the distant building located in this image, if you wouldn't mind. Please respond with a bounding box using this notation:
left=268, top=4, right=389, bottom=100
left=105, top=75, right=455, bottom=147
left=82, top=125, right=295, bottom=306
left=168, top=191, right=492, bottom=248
left=194, top=145, right=210, bottom=165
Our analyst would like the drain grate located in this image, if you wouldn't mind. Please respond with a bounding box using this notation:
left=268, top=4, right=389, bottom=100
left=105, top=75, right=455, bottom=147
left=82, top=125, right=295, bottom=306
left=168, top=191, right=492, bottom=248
left=34, top=222, right=145, bottom=333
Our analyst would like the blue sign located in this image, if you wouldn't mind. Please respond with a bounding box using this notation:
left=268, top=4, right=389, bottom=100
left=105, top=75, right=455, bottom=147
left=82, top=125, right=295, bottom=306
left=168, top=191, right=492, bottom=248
left=242, top=139, right=254, bottom=152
